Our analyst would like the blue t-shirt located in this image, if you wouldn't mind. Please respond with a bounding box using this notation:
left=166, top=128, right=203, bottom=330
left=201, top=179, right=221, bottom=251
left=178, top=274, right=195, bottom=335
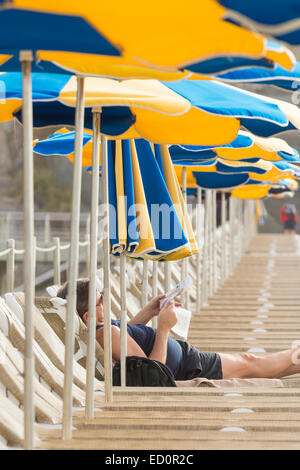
left=98, top=319, right=183, bottom=378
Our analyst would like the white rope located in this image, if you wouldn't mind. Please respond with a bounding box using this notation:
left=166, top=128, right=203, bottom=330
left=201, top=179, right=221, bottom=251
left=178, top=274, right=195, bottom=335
left=0, top=248, right=11, bottom=257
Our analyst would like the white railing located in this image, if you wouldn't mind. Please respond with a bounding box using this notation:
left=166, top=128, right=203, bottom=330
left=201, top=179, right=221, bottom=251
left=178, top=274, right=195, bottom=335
left=0, top=235, right=103, bottom=293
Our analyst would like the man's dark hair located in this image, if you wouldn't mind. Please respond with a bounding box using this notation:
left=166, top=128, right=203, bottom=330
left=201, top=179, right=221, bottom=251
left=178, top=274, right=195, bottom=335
left=56, top=278, right=90, bottom=320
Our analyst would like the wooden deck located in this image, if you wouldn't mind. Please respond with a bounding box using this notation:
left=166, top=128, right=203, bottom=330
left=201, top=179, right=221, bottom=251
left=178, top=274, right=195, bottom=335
left=38, top=234, right=300, bottom=450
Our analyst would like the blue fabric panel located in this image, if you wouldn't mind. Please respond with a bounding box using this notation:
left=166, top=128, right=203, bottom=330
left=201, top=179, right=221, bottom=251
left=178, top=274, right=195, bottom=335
left=240, top=118, right=295, bottom=137
left=14, top=100, right=135, bottom=135
left=185, top=56, right=273, bottom=74
left=164, top=80, right=288, bottom=130
left=33, top=130, right=92, bottom=156
left=2, top=72, right=71, bottom=100
left=134, top=139, right=188, bottom=252
left=106, top=141, right=119, bottom=249
left=122, top=139, right=139, bottom=251
left=193, top=171, right=249, bottom=189
left=219, top=0, right=300, bottom=26
left=217, top=63, right=300, bottom=91
left=216, top=161, right=266, bottom=174
left=0, top=8, right=120, bottom=55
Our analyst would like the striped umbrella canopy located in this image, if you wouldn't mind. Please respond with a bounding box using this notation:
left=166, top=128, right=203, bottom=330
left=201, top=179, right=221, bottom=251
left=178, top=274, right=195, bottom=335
left=0, top=0, right=295, bottom=77
left=33, top=128, right=300, bottom=168
left=232, top=178, right=299, bottom=199
left=2, top=73, right=300, bottom=145
left=214, top=62, right=300, bottom=91
left=170, top=131, right=300, bottom=164
left=33, top=134, right=198, bottom=261
left=218, top=0, right=300, bottom=45
left=174, top=158, right=300, bottom=191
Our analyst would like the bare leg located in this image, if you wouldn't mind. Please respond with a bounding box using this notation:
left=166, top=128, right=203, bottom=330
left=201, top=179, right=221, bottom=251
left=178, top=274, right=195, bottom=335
left=220, top=348, right=300, bottom=380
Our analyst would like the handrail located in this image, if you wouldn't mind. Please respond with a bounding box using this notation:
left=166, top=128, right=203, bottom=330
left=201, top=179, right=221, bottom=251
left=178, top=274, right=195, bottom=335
left=0, top=236, right=103, bottom=293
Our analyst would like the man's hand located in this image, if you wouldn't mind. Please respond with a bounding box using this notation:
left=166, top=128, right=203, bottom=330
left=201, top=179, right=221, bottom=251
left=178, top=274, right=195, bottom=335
left=157, top=301, right=178, bottom=332
left=143, top=294, right=166, bottom=318
left=129, top=294, right=182, bottom=326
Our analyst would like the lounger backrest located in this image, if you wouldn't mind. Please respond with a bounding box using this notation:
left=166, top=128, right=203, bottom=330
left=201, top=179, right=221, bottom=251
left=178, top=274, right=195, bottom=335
left=0, top=392, right=24, bottom=447
left=0, top=297, right=85, bottom=407
left=37, top=294, right=105, bottom=381
left=0, top=328, right=62, bottom=424
left=6, top=292, right=96, bottom=391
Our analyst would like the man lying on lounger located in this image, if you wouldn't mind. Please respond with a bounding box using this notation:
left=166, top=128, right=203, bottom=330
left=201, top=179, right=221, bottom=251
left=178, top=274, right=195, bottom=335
left=57, top=278, right=300, bottom=382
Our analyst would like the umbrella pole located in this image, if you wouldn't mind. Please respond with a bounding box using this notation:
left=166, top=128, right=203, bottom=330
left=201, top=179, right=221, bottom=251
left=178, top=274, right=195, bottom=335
left=62, top=76, right=85, bottom=440
left=142, top=259, right=149, bottom=308
left=86, top=110, right=101, bottom=419
left=212, top=190, right=218, bottom=293
left=208, top=190, right=214, bottom=297
left=152, top=262, right=158, bottom=328
left=181, top=167, right=188, bottom=308
left=100, top=129, right=113, bottom=402
left=221, top=192, right=227, bottom=285
left=120, top=252, right=127, bottom=387
left=164, top=262, right=171, bottom=293
left=20, top=50, right=35, bottom=450
left=196, top=187, right=202, bottom=313
left=201, top=190, right=209, bottom=306
left=229, top=196, right=236, bottom=275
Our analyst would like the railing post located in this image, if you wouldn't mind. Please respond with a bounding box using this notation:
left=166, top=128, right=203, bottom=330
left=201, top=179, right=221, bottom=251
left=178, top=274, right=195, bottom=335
left=44, top=213, right=51, bottom=244
left=152, top=262, right=158, bottom=328
left=141, top=259, right=149, bottom=308
left=6, top=239, right=15, bottom=292
left=53, top=237, right=61, bottom=286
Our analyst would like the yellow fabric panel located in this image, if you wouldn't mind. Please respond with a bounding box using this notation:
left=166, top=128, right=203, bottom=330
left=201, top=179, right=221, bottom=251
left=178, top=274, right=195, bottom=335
left=37, top=52, right=191, bottom=81
left=255, top=199, right=262, bottom=218
left=114, top=140, right=127, bottom=252
left=128, top=139, right=156, bottom=257
left=172, top=164, right=198, bottom=256
left=0, top=55, right=12, bottom=66
left=59, top=77, right=191, bottom=114
left=174, top=165, right=198, bottom=189
left=264, top=45, right=295, bottom=71
left=232, top=185, right=270, bottom=199
left=15, top=1, right=261, bottom=64
left=160, top=146, right=198, bottom=257
left=13, top=1, right=295, bottom=71
left=249, top=165, right=292, bottom=182
left=216, top=144, right=282, bottom=162
left=133, top=107, right=240, bottom=145
left=0, top=99, right=21, bottom=122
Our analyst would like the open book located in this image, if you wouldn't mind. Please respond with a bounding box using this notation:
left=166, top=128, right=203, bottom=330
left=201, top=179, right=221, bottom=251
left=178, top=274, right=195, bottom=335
left=160, top=277, right=192, bottom=341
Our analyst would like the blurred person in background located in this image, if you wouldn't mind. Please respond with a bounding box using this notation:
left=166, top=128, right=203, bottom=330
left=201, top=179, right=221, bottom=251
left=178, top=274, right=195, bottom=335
left=280, top=203, right=298, bottom=234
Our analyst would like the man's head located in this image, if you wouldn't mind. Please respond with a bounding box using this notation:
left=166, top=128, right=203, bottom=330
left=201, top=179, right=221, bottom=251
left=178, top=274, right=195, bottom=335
left=56, top=278, right=104, bottom=326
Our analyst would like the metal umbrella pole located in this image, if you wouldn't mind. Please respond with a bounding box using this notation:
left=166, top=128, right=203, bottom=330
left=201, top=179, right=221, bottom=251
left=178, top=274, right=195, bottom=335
left=196, top=186, right=203, bottom=312
left=164, top=262, right=171, bottom=293
left=201, top=190, right=209, bottom=306
left=86, top=110, right=101, bottom=419
left=120, top=251, right=127, bottom=387
left=181, top=167, right=189, bottom=308
left=62, top=76, right=85, bottom=440
left=142, top=259, right=149, bottom=308
left=229, top=195, right=236, bottom=275
left=98, top=119, right=113, bottom=403
left=212, top=190, right=218, bottom=293
left=208, top=190, right=214, bottom=297
left=20, top=50, right=35, bottom=450
left=152, top=261, right=158, bottom=328
left=221, top=192, right=227, bottom=285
